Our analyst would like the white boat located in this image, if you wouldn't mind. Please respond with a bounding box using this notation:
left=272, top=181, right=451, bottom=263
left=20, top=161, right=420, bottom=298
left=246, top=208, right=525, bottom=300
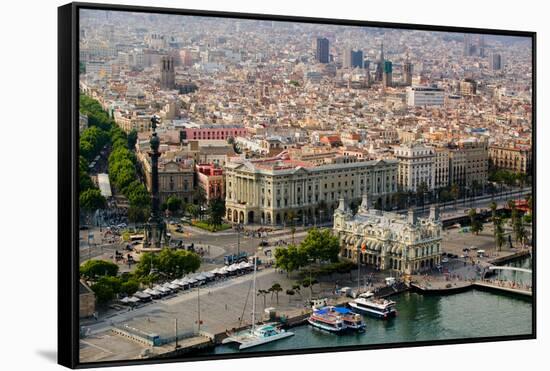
left=349, top=296, right=397, bottom=319
left=307, top=308, right=346, bottom=333
left=222, top=250, right=294, bottom=350
left=307, top=306, right=365, bottom=333
left=222, top=324, right=294, bottom=349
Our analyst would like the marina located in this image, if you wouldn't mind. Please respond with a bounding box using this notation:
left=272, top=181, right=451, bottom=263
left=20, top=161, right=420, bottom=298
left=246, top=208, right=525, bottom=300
left=210, top=288, right=532, bottom=354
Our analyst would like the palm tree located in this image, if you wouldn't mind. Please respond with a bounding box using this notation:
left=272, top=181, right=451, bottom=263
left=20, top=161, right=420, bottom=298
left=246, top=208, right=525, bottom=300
left=269, top=283, right=283, bottom=304
left=468, top=208, right=482, bottom=235
left=292, top=284, right=302, bottom=298
left=489, top=201, right=497, bottom=220
left=494, top=217, right=505, bottom=252
left=257, top=289, right=269, bottom=309
left=286, top=289, right=295, bottom=303
left=515, top=221, right=527, bottom=249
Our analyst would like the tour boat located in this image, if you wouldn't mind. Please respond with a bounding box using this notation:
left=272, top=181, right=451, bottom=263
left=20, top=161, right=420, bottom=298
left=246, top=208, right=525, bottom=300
left=308, top=307, right=347, bottom=333
left=348, top=296, right=397, bottom=319
left=331, top=307, right=366, bottom=331
left=222, top=324, right=294, bottom=350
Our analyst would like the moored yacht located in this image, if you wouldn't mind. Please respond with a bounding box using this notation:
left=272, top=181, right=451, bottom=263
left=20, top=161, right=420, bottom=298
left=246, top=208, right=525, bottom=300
left=221, top=249, right=294, bottom=350
left=349, top=294, right=397, bottom=319
left=222, top=324, right=294, bottom=350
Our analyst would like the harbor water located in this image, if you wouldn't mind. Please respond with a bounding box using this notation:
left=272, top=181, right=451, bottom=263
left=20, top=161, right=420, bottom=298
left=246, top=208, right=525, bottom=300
left=211, top=258, right=533, bottom=354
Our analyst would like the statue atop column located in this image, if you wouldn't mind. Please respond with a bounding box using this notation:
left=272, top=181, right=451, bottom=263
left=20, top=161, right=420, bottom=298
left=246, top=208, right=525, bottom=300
left=144, top=115, right=168, bottom=248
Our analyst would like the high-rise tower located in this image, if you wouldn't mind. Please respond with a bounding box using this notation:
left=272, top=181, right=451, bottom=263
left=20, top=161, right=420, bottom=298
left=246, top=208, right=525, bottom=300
left=316, top=37, right=330, bottom=64
left=375, top=42, right=385, bottom=82
left=383, top=60, right=393, bottom=88
left=490, top=53, right=502, bottom=71
left=463, top=34, right=473, bottom=56
left=160, top=55, right=175, bottom=90
left=403, top=53, right=413, bottom=86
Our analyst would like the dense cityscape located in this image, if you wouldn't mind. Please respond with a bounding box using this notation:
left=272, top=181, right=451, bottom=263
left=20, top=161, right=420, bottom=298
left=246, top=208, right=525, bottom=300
left=77, top=9, right=533, bottom=363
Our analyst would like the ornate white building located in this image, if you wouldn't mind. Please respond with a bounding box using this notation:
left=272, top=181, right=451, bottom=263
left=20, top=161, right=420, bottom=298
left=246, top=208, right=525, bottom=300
left=333, top=195, right=443, bottom=274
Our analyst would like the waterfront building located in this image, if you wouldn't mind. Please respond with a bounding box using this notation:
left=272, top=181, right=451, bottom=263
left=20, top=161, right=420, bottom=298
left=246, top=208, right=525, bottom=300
left=489, top=145, right=532, bottom=174
left=394, top=143, right=435, bottom=192
left=334, top=195, right=442, bottom=274
left=406, top=86, right=445, bottom=107
left=448, top=139, right=489, bottom=189
left=434, top=147, right=450, bottom=189
left=224, top=157, right=398, bottom=225
left=315, top=37, right=329, bottom=64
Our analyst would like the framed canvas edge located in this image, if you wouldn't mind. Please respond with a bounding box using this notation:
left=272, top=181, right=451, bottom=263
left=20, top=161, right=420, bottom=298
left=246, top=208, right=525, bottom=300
left=57, top=2, right=537, bottom=369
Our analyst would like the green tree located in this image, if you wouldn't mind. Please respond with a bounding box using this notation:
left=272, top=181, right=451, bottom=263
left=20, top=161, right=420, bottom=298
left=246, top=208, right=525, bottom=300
left=274, top=245, right=307, bottom=277
left=79, top=170, right=95, bottom=193
left=120, top=279, right=140, bottom=296
left=494, top=216, right=505, bottom=252
left=292, top=284, right=302, bottom=298
left=155, top=248, right=201, bottom=279
left=300, top=228, right=340, bottom=263
left=91, top=276, right=122, bottom=304
left=207, top=197, right=226, bottom=230
left=257, top=289, right=270, bottom=309
left=468, top=208, right=483, bottom=235
left=269, top=283, right=283, bottom=304
left=127, top=129, right=138, bottom=149
left=512, top=208, right=527, bottom=248
left=80, top=259, right=119, bottom=280
left=134, top=252, right=158, bottom=279
left=79, top=189, right=106, bottom=212
left=166, top=196, right=183, bottom=214
left=286, top=289, right=295, bottom=302
left=128, top=206, right=149, bottom=226
left=187, top=204, right=200, bottom=219
left=193, top=187, right=206, bottom=208
left=126, top=181, right=150, bottom=209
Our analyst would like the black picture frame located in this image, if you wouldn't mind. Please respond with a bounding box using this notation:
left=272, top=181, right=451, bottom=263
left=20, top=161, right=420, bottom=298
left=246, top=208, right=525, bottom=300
left=58, top=2, right=536, bottom=368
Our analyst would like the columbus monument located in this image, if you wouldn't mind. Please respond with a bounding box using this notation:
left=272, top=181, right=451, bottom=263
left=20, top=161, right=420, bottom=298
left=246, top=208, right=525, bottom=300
left=144, top=114, right=168, bottom=248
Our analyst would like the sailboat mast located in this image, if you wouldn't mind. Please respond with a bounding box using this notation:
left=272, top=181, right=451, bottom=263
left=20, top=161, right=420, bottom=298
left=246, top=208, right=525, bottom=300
left=251, top=253, right=257, bottom=331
